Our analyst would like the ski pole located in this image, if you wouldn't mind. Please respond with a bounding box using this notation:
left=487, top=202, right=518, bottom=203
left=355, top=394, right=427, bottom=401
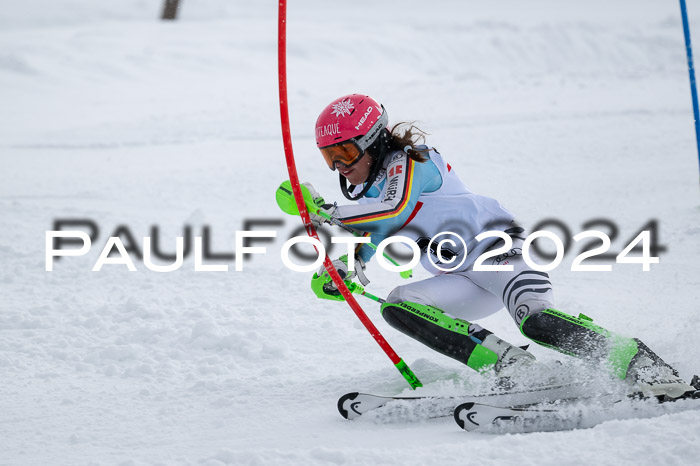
left=679, top=0, right=700, bottom=187
left=347, top=282, right=386, bottom=304
left=277, top=0, right=421, bottom=390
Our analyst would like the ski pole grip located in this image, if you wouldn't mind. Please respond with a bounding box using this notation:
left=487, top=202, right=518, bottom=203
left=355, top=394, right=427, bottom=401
left=395, top=359, right=422, bottom=389
left=277, top=181, right=413, bottom=279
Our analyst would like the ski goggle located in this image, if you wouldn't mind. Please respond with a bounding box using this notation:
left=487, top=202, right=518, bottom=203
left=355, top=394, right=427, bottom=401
left=319, top=140, right=364, bottom=171
left=318, top=106, right=389, bottom=171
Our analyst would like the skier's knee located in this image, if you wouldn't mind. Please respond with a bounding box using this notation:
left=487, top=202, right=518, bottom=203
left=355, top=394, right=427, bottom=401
left=502, top=271, right=554, bottom=323
left=380, top=301, right=458, bottom=338
left=380, top=302, right=413, bottom=334
left=386, top=285, right=430, bottom=306
left=383, top=289, right=410, bottom=329
left=386, top=286, right=404, bottom=304
left=519, top=309, right=554, bottom=342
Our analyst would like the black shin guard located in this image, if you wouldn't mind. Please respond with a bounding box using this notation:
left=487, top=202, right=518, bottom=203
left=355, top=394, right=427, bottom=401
left=519, top=309, right=638, bottom=379
left=380, top=302, right=498, bottom=371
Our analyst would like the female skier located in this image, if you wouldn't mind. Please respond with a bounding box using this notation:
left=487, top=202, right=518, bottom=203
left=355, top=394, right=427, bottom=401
left=306, top=93, right=693, bottom=398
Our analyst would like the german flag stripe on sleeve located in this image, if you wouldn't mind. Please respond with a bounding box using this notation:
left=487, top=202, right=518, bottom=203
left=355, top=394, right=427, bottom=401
left=354, top=232, right=371, bottom=255
left=342, top=158, right=415, bottom=225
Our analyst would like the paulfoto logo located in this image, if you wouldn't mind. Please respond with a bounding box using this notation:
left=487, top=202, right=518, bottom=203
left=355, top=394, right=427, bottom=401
left=45, top=217, right=664, bottom=274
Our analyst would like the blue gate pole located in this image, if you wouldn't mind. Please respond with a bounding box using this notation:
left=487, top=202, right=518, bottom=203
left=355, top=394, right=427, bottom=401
left=680, top=0, right=700, bottom=184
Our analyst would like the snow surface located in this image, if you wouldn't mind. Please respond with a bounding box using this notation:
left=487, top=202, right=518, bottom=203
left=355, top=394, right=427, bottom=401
left=1, top=0, right=700, bottom=464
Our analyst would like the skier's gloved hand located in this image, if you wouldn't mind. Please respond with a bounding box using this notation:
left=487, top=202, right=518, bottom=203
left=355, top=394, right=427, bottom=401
left=311, top=255, right=370, bottom=300
left=319, top=255, right=369, bottom=286
left=302, top=182, right=337, bottom=229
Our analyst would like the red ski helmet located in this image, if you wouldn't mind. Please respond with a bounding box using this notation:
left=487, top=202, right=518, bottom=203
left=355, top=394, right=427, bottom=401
left=315, top=94, right=388, bottom=171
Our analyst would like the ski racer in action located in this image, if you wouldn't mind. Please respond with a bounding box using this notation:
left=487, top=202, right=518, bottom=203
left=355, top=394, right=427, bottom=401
left=305, top=93, right=695, bottom=399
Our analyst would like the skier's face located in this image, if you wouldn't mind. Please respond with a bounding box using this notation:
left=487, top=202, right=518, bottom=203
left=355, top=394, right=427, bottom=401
left=336, top=151, right=373, bottom=186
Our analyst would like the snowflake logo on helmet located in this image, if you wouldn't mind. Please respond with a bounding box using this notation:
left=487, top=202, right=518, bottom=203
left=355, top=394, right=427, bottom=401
left=330, top=99, right=354, bottom=117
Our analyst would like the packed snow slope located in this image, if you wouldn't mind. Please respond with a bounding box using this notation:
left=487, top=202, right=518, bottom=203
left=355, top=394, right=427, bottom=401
left=2, top=1, right=700, bottom=464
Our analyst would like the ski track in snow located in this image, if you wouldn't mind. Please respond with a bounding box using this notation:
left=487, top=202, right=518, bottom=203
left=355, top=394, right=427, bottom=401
left=1, top=1, right=700, bottom=464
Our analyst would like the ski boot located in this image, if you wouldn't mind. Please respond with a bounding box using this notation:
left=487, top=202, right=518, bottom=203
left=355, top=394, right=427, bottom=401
left=626, top=339, right=695, bottom=400
left=481, top=335, right=538, bottom=390
left=519, top=309, right=695, bottom=400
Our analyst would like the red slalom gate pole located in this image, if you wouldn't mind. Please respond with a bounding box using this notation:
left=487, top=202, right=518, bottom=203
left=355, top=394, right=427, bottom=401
left=277, top=0, right=421, bottom=389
